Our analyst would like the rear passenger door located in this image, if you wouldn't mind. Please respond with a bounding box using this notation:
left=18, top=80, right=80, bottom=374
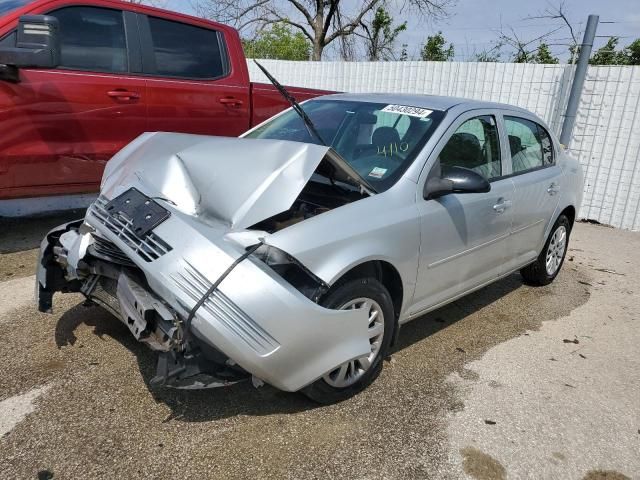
left=502, top=114, right=562, bottom=271
left=139, top=15, right=251, bottom=137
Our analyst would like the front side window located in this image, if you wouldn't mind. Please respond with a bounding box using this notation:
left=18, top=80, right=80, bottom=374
left=505, top=116, right=554, bottom=174
left=244, top=100, right=445, bottom=192
left=148, top=17, right=225, bottom=79
left=438, top=115, right=501, bottom=180
left=50, top=7, right=127, bottom=73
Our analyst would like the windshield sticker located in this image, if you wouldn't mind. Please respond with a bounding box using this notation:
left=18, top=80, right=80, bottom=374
left=381, top=104, right=433, bottom=118
left=368, top=167, right=388, bottom=179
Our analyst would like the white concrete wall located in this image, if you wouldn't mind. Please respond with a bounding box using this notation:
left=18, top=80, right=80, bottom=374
left=248, top=60, right=640, bottom=230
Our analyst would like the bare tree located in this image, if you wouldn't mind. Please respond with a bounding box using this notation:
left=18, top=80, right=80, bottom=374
left=491, top=1, right=579, bottom=64
left=471, top=44, right=502, bottom=62
left=335, top=8, right=358, bottom=61
left=526, top=2, right=578, bottom=48
left=193, top=0, right=453, bottom=61
left=524, top=1, right=579, bottom=62
left=357, top=7, right=407, bottom=61
left=496, top=25, right=562, bottom=63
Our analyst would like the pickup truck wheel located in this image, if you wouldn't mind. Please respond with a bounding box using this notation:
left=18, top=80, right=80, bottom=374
left=520, top=214, right=571, bottom=286
left=302, top=278, right=394, bottom=404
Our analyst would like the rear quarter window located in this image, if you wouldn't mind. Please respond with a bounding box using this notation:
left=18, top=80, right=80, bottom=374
left=147, top=17, right=226, bottom=79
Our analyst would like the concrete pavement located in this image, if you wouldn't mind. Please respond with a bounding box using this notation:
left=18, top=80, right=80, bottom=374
left=0, top=218, right=637, bottom=479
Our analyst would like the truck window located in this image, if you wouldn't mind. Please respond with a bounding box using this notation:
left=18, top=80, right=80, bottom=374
left=49, top=6, right=127, bottom=73
left=0, top=31, right=16, bottom=47
left=147, top=16, right=225, bottom=79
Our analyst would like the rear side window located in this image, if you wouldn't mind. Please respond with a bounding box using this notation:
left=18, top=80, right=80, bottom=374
left=50, top=6, right=127, bottom=73
left=147, top=17, right=225, bottom=79
left=439, top=115, right=502, bottom=180
left=505, top=116, right=554, bottom=174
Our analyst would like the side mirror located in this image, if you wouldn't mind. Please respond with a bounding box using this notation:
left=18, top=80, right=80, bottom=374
left=424, top=165, right=490, bottom=200
left=0, top=15, right=60, bottom=82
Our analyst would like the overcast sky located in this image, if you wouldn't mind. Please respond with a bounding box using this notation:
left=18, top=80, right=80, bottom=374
left=167, top=0, right=640, bottom=61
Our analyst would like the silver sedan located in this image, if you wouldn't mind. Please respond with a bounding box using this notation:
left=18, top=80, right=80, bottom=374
left=36, top=93, right=583, bottom=403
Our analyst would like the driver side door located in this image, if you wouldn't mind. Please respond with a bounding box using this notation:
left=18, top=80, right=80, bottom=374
left=0, top=5, right=147, bottom=199
left=409, top=111, right=515, bottom=316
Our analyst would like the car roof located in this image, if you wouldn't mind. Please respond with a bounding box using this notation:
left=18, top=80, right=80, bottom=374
left=320, top=92, right=531, bottom=114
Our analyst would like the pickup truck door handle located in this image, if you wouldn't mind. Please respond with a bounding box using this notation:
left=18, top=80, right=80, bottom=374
left=107, top=90, right=140, bottom=101
left=492, top=198, right=512, bottom=214
left=219, top=97, right=244, bottom=107
left=547, top=182, right=559, bottom=195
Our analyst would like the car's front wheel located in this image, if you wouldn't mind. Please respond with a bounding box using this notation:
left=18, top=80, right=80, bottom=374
left=520, top=214, right=571, bottom=286
left=302, top=277, right=394, bottom=404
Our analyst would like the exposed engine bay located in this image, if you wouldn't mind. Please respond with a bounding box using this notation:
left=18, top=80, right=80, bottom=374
left=251, top=178, right=366, bottom=233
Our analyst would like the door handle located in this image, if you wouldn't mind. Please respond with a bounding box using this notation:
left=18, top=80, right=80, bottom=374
left=107, top=90, right=140, bottom=101
left=547, top=182, right=559, bottom=195
left=492, top=198, right=512, bottom=213
left=219, top=97, right=244, bottom=107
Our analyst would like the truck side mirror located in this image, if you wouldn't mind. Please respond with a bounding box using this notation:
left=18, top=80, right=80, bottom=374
left=0, top=15, right=60, bottom=83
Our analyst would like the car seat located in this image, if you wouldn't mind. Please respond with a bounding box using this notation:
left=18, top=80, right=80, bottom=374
left=355, top=126, right=402, bottom=160
left=440, top=132, right=484, bottom=170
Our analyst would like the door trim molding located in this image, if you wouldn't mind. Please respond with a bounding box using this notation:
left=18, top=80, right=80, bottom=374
left=427, top=232, right=510, bottom=269
left=427, top=217, right=545, bottom=270
left=511, top=218, right=544, bottom=235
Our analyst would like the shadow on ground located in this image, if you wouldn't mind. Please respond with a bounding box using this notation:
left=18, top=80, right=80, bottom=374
left=0, top=211, right=88, bottom=280
left=394, top=272, right=523, bottom=353
left=53, top=265, right=589, bottom=423
left=55, top=301, right=320, bottom=421
left=0, top=210, right=86, bottom=254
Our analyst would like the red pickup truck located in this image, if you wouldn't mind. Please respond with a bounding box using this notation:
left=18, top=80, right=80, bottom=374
left=0, top=0, right=327, bottom=204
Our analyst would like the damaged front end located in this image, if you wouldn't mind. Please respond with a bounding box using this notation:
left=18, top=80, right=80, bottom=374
left=35, top=134, right=371, bottom=393
left=36, top=219, right=248, bottom=389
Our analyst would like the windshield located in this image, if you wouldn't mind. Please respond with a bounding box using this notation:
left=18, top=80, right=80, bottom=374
left=244, top=99, right=445, bottom=192
left=0, top=0, right=32, bottom=15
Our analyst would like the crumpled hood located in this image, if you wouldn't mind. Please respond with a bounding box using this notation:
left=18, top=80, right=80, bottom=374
left=101, top=132, right=330, bottom=230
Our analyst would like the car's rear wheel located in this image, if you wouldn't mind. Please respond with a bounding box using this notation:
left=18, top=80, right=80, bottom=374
left=302, top=277, right=394, bottom=404
left=520, top=214, right=571, bottom=286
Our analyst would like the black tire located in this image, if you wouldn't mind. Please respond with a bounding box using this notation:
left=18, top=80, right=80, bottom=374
left=302, top=277, right=395, bottom=404
left=520, top=214, right=572, bottom=286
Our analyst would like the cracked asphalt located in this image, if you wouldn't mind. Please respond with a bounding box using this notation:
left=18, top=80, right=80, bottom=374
left=0, top=214, right=638, bottom=480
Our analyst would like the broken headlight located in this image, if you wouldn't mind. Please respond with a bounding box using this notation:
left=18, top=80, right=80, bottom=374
left=251, top=244, right=329, bottom=302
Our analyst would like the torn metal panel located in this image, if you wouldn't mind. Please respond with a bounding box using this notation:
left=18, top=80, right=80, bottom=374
left=36, top=208, right=371, bottom=391
left=101, top=132, right=330, bottom=229
left=115, top=272, right=179, bottom=351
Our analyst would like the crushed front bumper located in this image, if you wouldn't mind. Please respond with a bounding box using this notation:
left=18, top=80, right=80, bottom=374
left=36, top=204, right=370, bottom=392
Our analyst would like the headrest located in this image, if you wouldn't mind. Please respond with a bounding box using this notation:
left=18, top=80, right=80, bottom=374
left=372, top=126, right=401, bottom=147
left=508, top=135, right=523, bottom=155
left=440, top=132, right=482, bottom=169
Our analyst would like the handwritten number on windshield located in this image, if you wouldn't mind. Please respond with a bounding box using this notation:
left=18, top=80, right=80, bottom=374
left=377, top=142, right=409, bottom=157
